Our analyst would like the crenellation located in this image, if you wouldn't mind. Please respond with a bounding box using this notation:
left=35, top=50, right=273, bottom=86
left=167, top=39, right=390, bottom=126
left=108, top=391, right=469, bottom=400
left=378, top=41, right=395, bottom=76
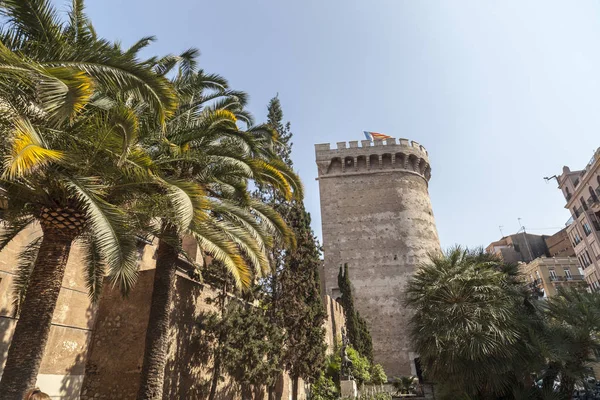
left=315, top=137, right=431, bottom=181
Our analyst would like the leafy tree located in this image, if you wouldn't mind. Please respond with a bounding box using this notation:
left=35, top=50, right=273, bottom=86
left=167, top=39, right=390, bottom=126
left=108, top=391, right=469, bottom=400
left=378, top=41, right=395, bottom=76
left=311, top=373, right=338, bottom=400
left=0, top=1, right=175, bottom=397
left=338, top=264, right=374, bottom=361
left=219, top=301, right=285, bottom=398
left=370, top=364, right=387, bottom=387
left=347, top=346, right=371, bottom=387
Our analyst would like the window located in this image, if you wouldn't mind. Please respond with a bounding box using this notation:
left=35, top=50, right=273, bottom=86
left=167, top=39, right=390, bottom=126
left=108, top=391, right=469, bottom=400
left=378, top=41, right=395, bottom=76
left=549, top=269, right=557, bottom=279
left=582, top=196, right=589, bottom=211
left=564, top=268, right=572, bottom=279
left=573, top=207, right=581, bottom=218
left=566, top=187, right=572, bottom=201
left=586, top=250, right=593, bottom=265
left=572, top=230, right=582, bottom=245
left=584, top=222, right=592, bottom=236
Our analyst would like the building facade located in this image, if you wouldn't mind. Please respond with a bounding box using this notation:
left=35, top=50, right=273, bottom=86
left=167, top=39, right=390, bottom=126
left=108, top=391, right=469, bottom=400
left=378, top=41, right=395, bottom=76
left=520, top=257, right=585, bottom=298
left=545, top=227, right=576, bottom=258
left=557, top=148, right=600, bottom=290
left=486, top=233, right=550, bottom=264
left=315, top=138, right=440, bottom=377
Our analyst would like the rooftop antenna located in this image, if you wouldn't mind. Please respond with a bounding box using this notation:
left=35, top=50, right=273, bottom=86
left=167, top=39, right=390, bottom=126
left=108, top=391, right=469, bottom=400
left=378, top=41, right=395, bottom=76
left=499, top=225, right=504, bottom=237
left=518, top=218, right=534, bottom=262
left=544, top=175, right=558, bottom=184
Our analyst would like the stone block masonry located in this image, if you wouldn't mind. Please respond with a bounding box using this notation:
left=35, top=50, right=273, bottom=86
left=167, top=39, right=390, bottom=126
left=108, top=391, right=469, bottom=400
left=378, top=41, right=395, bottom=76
left=315, top=138, right=440, bottom=378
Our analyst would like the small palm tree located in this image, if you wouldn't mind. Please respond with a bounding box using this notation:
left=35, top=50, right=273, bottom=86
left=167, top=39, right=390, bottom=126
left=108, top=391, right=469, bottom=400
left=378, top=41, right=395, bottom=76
left=392, top=376, right=416, bottom=395
left=541, top=288, right=600, bottom=398
left=0, top=1, right=176, bottom=398
left=406, top=247, right=529, bottom=398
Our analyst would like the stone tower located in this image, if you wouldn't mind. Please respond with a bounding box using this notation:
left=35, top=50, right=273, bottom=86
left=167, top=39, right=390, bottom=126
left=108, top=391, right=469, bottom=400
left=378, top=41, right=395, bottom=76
left=315, top=138, right=440, bottom=377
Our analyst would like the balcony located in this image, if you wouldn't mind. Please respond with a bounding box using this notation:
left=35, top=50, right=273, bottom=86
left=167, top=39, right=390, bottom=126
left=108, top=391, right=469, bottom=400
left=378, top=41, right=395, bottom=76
left=575, top=207, right=584, bottom=218
left=566, top=275, right=585, bottom=281
left=549, top=276, right=565, bottom=282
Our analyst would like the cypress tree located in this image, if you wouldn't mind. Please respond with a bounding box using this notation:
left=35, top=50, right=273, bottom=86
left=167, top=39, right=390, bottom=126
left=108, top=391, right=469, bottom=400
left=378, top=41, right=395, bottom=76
left=280, top=204, right=327, bottom=399
left=337, top=264, right=374, bottom=362
left=254, top=95, right=326, bottom=399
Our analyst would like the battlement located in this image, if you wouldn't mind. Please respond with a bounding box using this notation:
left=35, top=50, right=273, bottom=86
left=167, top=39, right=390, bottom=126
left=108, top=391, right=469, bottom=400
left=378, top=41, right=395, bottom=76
left=315, top=138, right=428, bottom=156
left=315, top=137, right=431, bottom=181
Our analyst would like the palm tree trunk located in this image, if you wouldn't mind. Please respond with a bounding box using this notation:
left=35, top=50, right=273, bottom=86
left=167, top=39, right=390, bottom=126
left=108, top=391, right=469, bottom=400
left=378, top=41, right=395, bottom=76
left=137, top=233, right=178, bottom=400
left=291, top=375, right=299, bottom=400
left=207, top=341, right=222, bottom=400
left=208, top=280, right=228, bottom=400
left=0, top=232, right=73, bottom=400
left=241, top=383, right=253, bottom=400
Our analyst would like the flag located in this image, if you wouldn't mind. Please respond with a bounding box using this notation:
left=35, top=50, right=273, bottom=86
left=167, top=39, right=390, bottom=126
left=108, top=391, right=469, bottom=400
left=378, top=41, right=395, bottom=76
left=364, top=131, right=392, bottom=141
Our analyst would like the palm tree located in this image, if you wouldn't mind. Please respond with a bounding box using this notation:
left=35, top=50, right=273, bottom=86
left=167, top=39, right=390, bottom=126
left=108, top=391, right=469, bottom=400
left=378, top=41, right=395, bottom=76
left=134, top=65, right=302, bottom=399
left=406, top=247, right=531, bottom=398
left=0, top=2, right=176, bottom=398
left=541, top=288, right=600, bottom=398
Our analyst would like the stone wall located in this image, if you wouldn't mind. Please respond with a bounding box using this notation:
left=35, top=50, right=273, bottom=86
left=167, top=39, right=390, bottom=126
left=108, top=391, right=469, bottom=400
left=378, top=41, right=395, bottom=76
left=80, top=269, right=241, bottom=400
left=81, top=268, right=340, bottom=399
left=0, top=224, right=341, bottom=399
left=315, top=139, right=441, bottom=378
left=323, top=296, right=345, bottom=354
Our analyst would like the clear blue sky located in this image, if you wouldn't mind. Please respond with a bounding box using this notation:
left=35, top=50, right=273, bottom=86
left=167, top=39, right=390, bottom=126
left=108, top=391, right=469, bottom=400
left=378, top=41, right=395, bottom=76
left=78, top=0, right=600, bottom=249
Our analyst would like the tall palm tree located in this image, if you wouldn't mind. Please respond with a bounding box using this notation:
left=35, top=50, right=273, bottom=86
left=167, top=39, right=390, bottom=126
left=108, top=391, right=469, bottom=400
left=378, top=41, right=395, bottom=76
left=135, top=65, right=302, bottom=399
left=0, top=2, right=176, bottom=398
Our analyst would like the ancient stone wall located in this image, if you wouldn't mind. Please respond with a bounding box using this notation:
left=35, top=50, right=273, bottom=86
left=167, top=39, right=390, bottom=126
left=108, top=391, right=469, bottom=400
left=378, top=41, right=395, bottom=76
left=315, top=138, right=440, bottom=378
left=81, top=268, right=338, bottom=399
left=1, top=225, right=340, bottom=399
left=323, top=296, right=345, bottom=355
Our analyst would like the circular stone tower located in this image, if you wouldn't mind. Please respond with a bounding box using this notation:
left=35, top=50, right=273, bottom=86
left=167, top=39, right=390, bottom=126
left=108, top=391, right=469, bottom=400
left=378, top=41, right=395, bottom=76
left=315, top=137, right=440, bottom=378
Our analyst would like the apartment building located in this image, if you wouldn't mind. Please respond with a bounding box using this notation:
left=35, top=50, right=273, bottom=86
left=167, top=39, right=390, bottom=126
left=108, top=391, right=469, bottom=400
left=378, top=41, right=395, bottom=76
left=520, top=257, right=585, bottom=298
left=486, top=232, right=549, bottom=264
left=544, top=227, right=576, bottom=258
left=557, top=148, right=600, bottom=290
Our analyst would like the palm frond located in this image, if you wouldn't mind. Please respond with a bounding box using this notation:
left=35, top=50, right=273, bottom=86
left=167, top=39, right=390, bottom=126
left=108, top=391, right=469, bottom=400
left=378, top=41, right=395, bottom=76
left=188, top=220, right=251, bottom=289
left=3, top=117, right=64, bottom=179
left=0, top=0, right=63, bottom=44
left=162, top=178, right=207, bottom=231
left=0, top=217, right=35, bottom=252
left=80, top=233, right=106, bottom=303
left=65, top=178, right=138, bottom=294
left=39, top=66, right=94, bottom=124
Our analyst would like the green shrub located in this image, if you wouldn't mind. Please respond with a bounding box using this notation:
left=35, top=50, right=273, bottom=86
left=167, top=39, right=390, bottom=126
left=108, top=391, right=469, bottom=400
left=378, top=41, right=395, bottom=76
left=311, top=372, right=338, bottom=400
